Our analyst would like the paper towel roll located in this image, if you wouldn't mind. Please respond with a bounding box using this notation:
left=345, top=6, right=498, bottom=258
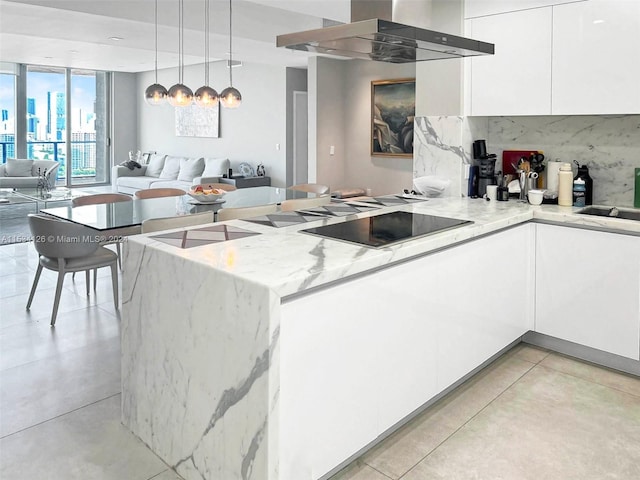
left=547, top=161, right=562, bottom=192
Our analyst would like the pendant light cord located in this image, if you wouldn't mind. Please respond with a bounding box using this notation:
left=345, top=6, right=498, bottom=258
left=154, top=0, right=159, bottom=84
left=178, top=0, right=184, bottom=84
left=205, top=0, right=209, bottom=86
left=228, top=0, right=233, bottom=87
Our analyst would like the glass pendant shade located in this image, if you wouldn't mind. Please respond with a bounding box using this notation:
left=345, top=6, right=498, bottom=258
left=195, top=85, right=219, bottom=107
left=167, top=83, right=193, bottom=107
left=145, top=83, right=168, bottom=105
left=220, top=86, right=242, bottom=109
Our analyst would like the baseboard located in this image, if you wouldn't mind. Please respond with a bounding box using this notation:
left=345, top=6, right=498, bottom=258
left=522, top=331, right=640, bottom=377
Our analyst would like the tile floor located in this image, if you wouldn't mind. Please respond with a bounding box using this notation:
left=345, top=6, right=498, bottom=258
left=1, top=241, right=639, bottom=480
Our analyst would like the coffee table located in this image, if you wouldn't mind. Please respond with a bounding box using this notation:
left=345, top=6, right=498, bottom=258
left=12, top=188, right=87, bottom=211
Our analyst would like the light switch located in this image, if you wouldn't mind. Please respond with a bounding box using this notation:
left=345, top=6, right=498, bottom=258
left=330, top=145, right=335, bottom=155
left=275, top=143, right=280, bottom=151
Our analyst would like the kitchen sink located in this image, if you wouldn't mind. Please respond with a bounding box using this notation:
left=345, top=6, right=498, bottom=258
left=577, top=206, right=640, bottom=221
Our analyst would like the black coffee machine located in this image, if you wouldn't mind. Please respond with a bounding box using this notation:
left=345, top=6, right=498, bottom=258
left=471, top=139, right=497, bottom=197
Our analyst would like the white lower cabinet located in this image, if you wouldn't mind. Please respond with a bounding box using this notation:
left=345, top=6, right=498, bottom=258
left=279, top=224, right=534, bottom=479
left=535, top=224, right=640, bottom=360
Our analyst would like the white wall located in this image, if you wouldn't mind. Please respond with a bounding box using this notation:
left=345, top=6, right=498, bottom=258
left=137, top=61, right=288, bottom=186
left=343, top=60, right=416, bottom=195
left=111, top=72, right=138, bottom=168
left=309, top=57, right=346, bottom=192
left=309, top=57, right=415, bottom=196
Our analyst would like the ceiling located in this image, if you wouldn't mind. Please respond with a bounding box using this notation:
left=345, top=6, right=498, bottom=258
left=0, top=0, right=353, bottom=73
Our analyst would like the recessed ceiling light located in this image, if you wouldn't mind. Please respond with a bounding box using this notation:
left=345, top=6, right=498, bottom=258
left=70, top=50, right=79, bottom=54
left=109, top=36, right=124, bottom=41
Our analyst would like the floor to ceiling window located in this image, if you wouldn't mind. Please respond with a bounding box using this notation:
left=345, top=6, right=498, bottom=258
left=69, top=69, right=109, bottom=185
left=0, top=73, right=16, bottom=163
left=18, top=65, right=110, bottom=187
left=26, top=66, right=66, bottom=183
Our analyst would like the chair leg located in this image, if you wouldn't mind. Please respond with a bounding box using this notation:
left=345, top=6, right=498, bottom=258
left=93, top=268, right=97, bottom=291
left=116, top=243, right=122, bottom=270
left=72, top=272, right=76, bottom=281
left=26, top=263, right=43, bottom=310
left=51, top=270, right=66, bottom=326
left=110, top=262, right=119, bottom=311
left=85, top=270, right=90, bottom=295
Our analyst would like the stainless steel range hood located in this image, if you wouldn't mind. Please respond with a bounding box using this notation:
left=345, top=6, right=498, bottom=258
left=276, top=1, right=494, bottom=63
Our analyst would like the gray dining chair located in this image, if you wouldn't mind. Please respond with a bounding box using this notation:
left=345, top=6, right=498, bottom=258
left=289, top=183, right=330, bottom=195
left=134, top=188, right=186, bottom=199
left=26, top=214, right=119, bottom=326
left=72, top=193, right=132, bottom=271
left=141, top=211, right=214, bottom=234
left=217, top=203, right=278, bottom=221
left=280, top=195, right=332, bottom=211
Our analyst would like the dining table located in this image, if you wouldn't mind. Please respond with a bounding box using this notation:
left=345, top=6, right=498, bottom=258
left=40, top=186, right=320, bottom=231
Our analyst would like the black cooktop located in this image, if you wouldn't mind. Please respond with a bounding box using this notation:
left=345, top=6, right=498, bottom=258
left=301, top=211, right=473, bottom=248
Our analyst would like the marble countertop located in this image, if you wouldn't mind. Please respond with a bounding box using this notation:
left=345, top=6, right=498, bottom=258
left=128, top=198, right=640, bottom=299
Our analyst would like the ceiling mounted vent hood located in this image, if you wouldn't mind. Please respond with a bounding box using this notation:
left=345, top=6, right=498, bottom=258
left=276, top=0, right=494, bottom=63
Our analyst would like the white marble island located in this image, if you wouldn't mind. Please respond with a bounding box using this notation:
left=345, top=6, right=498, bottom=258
left=121, top=198, right=640, bottom=480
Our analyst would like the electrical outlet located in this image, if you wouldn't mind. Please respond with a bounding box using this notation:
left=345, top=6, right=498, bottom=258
left=330, top=145, right=335, bottom=155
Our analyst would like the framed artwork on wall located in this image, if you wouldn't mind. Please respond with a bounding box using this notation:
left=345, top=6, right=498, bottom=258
left=175, top=104, right=220, bottom=138
left=371, top=78, right=415, bottom=157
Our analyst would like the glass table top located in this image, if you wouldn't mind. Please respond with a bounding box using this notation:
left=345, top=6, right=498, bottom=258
left=41, top=186, right=320, bottom=231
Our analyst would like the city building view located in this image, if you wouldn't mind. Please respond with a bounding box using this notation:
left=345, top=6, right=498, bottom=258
left=0, top=67, right=105, bottom=185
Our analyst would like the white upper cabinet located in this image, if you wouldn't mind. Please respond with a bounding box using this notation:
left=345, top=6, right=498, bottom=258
left=468, top=7, right=552, bottom=116
left=552, top=0, right=640, bottom=114
left=465, top=0, right=579, bottom=18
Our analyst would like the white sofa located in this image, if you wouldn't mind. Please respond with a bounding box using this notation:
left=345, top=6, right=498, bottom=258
left=0, top=159, right=60, bottom=188
left=112, top=154, right=230, bottom=195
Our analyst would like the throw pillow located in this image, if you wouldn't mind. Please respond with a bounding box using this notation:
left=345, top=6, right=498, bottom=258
left=6, top=158, right=34, bottom=177
left=159, top=156, right=182, bottom=180
left=120, top=160, right=142, bottom=170
left=202, top=158, right=230, bottom=178
left=146, top=154, right=166, bottom=177
left=177, top=157, right=205, bottom=182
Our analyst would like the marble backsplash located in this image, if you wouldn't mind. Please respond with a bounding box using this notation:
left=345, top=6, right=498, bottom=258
left=414, top=114, right=640, bottom=206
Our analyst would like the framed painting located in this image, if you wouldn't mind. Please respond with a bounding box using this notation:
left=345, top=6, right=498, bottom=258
left=371, top=78, right=415, bottom=157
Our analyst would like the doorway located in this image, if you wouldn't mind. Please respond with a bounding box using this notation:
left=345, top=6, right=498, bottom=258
left=293, top=91, right=308, bottom=185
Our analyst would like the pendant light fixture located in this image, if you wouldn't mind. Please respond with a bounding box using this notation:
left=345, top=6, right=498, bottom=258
left=220, top=0, right=242, bottom=108
left=167, top=0, right=193, bottom=107
left=144, top=0, right=168, bottom=105
left=194, top=0, right=218, bottom=107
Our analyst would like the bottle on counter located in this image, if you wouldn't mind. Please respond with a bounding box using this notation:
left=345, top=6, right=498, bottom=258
left=573, top=161, right=593, bottom=205
left=573, top=178, right=586, bottom=207
left=558, top=163, right=573, bottom=206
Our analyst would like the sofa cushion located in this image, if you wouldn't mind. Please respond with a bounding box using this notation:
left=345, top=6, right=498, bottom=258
left=116, top=176, right=159, bottom=190
left=177, top=157, right=205, bottom=182
left=0, top=177, right=39, bottom=188
left=202, top=158, right=230, bottom=177
left=6, top=159, right=34, bottom=177
left=159, top=156, right=182, bottom=180
left=146, top=154, right=166, bottom=177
